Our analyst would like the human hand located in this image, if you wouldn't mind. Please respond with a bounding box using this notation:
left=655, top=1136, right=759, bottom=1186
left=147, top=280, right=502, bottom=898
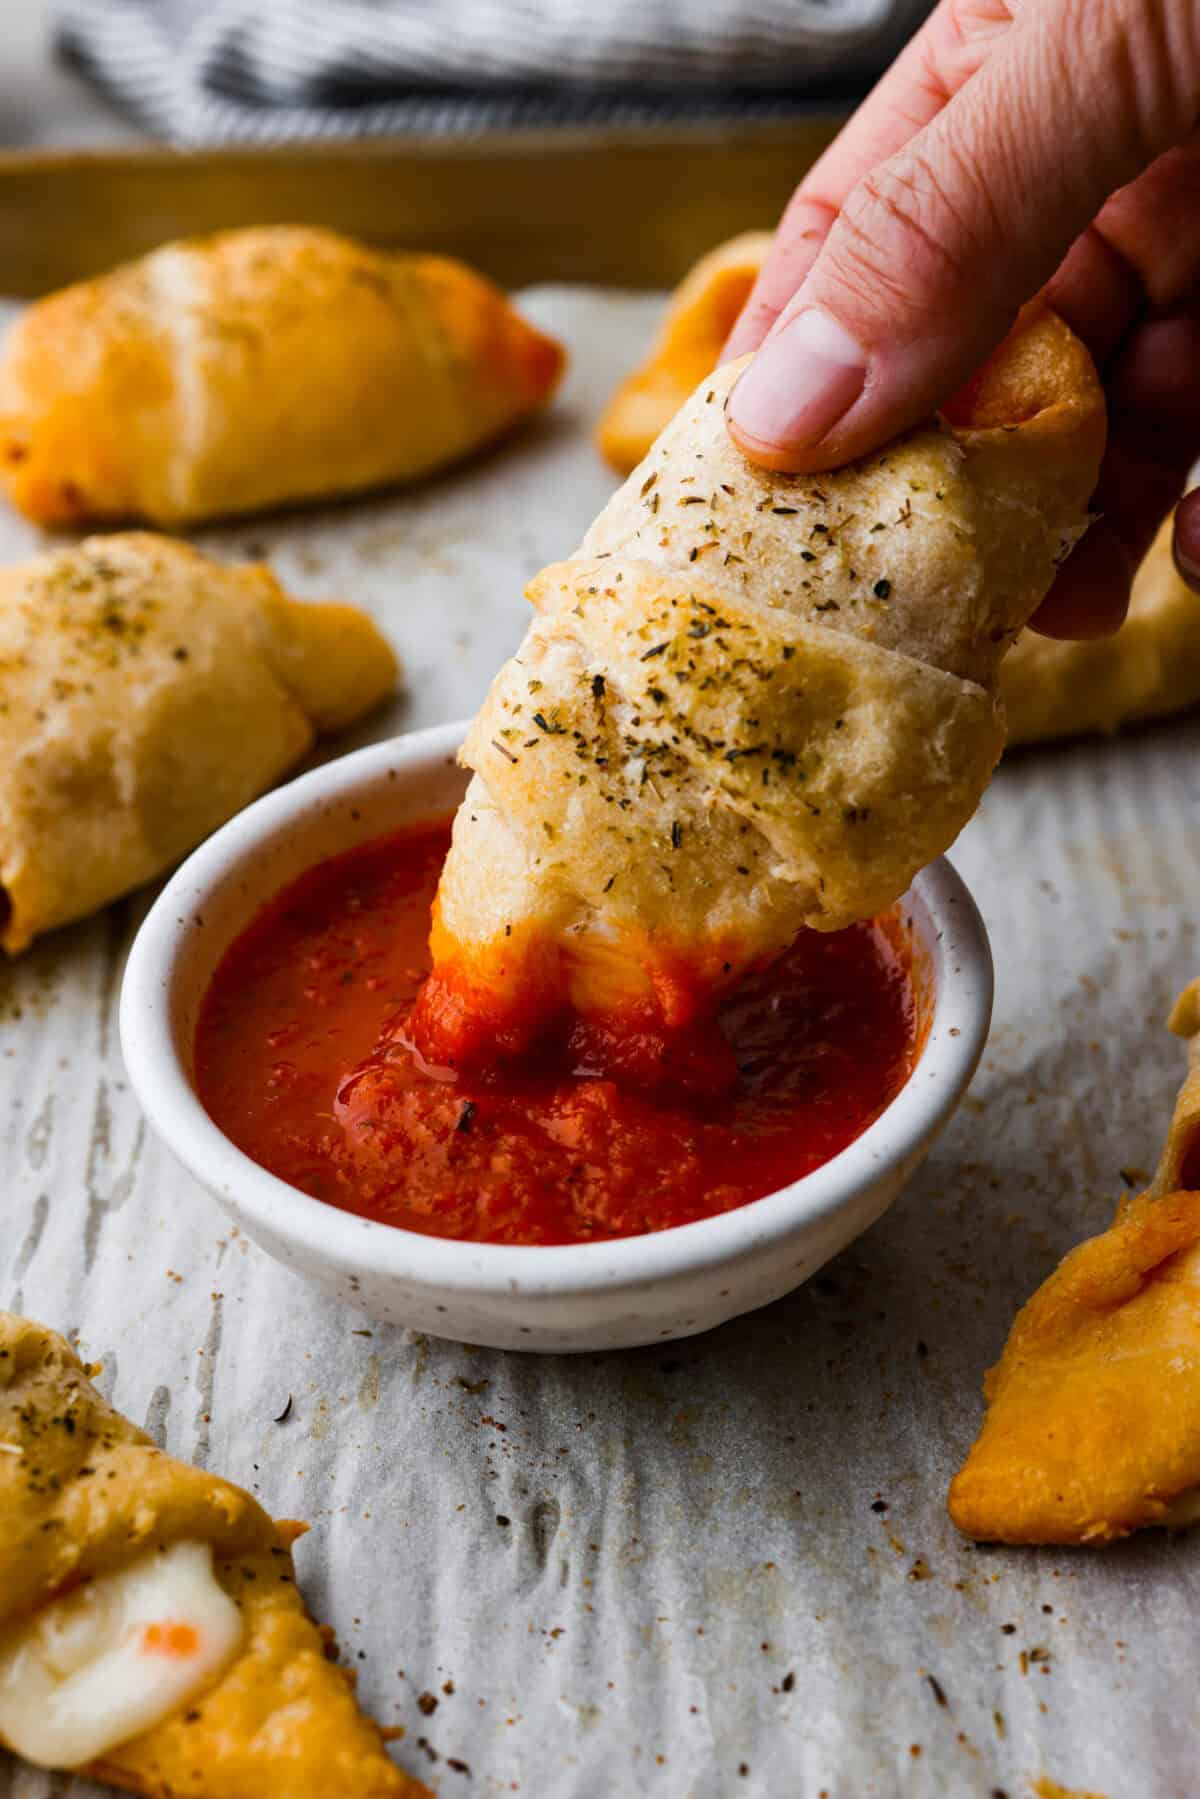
left=724, top=0, right=1200, bottom=637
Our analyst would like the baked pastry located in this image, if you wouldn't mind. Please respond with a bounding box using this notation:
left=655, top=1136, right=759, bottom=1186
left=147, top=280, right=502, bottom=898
left=0, top=533, right=397, bottom=953
left=0, top=224, right=564, bottom=527
left=0, top=1311, right=428, bottom=1795
left=411, top=307, right=1105, bottom=1076
left=949, top=980, right=1200, bottom=1545
left=600, top=237, right=1199, bottom=753
left=597, top=231, right=771, bottom=474
left=604, top=237, right=1194, bottom=759
left=1003, top=512, right=1200, bottom=745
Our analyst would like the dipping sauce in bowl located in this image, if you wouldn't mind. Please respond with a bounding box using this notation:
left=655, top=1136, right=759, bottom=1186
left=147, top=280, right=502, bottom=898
left=195, top=815, right=918, bottom=1246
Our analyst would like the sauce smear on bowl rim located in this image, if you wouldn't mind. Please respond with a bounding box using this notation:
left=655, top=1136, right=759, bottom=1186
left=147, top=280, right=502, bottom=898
left=194, top=816, right=918, bottom=1246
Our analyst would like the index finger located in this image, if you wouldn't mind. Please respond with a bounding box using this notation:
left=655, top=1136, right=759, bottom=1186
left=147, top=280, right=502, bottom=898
left=725, top=0, right=1011, bottom=357
left=1174, top=486, right=1200, bottom=591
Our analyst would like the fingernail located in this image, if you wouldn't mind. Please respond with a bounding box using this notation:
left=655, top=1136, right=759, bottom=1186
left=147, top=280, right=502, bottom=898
left=729, top=306, right=867, bottom=450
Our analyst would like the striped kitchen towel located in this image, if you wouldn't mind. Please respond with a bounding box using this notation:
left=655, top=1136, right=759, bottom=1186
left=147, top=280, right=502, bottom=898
left=56, top=0, right=930, bottom=145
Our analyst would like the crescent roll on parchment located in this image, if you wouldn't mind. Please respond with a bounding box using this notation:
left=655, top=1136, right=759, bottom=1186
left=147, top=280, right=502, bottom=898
left=0, top=224, right=564, bottom=528
left=597, top=232, right=772, bottom=475
left=0, top=1312, right=429, bottom=1795
left=605, top=235, right=1200, bottom=750
left=411, top=308, right=1105, bottom=1079
left=1002, top=512, right=1200, bottom=745
left=0, top=533, right=396, bottom=954
left=949, top=983, right=1200, bottom=1545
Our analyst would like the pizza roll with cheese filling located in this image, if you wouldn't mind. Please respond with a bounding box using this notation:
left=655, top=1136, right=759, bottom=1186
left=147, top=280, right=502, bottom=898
left=949, top=981, right=1200, bottom=1545
left=0, top=1311, right=428, bottom=1795
left=0, top=224, right=564, bottom=527
left=597, top=232, right=772, bottom=475
left=1002, top=512, right=1200, bottom=745
left=411, top=306, right=1105, bottom=1079
left=0, top=533, right=397, bottom=953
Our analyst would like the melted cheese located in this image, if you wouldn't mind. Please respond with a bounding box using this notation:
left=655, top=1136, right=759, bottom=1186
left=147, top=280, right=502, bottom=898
left=0, top=1540, right=242, bottom=1768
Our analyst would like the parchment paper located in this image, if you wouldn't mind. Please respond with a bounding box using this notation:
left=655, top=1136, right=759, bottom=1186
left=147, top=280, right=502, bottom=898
left=1, top=285, right=1198, bottom=1799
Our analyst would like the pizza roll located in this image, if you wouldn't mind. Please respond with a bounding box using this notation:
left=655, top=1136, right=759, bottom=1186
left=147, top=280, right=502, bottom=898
left=410, top=307, right=1104, bottom=1075
left=0, top=224, right=565, bottom=527
left=949, top=980, right=1200, bottom=1545
left=0, top=1311, right=428, bottom=1795
left=0, top=533, right=397, bottom=953
left=597, top=232, right=772, bottom=476
left=1003, top=512, right=1200, bottom=745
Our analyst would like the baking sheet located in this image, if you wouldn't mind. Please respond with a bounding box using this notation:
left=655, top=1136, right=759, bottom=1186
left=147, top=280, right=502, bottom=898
left=2, top=283, right=1199, bottom=1799
left=0, top=124, right=842, bottom=297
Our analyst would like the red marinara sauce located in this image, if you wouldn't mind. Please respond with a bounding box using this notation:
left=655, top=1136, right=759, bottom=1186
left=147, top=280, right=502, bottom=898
left=195, top=818, right=918, bottom=1246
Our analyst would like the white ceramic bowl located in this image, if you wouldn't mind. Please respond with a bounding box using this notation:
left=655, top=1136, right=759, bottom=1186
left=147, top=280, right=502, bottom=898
left=120, top=720, right=992, bottom=1353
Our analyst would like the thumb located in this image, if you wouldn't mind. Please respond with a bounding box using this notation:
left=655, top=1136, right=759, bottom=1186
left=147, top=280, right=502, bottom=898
left=727, top=0, right=1195, bottom=472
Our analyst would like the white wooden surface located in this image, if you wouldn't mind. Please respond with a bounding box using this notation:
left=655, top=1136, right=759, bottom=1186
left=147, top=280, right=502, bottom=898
left=2, top=285, right=1199, bottom=1798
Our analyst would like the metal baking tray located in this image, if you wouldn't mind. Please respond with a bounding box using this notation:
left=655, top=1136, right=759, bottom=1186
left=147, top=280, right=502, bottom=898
left=1, top=125, right=1196, bottom=1799
left=0, top=122, right=840, bottom=294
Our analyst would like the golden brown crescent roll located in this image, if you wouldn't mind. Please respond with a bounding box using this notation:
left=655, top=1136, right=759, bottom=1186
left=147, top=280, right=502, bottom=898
left=1002, top=512, right=1200, bottom=745
left=597, top=231, right=772, bottom=475
left=0, top=533, right=397, bottom=953
left=411, top=307, right=1105, bottom=1074
left=0, top=1311, right=428, bottom=1796
left=0, top=223, right=564, bottom=527
left=949, top=980, right=1200, bottom=1545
